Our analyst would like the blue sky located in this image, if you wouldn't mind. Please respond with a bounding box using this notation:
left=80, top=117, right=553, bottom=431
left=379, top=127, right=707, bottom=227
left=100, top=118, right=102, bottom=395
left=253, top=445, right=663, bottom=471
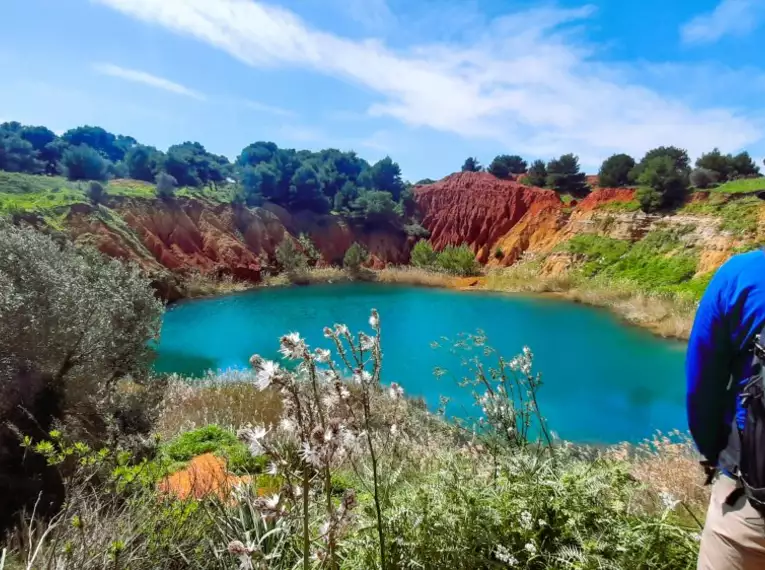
left=2, top=0, right=765, bottom=181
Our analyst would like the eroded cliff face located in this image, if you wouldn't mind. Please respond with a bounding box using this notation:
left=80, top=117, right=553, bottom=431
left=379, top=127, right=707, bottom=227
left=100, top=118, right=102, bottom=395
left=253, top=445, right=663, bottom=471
left=64, top=197, right=408, bottom=286
left=414, top=173, right=763, bottom=277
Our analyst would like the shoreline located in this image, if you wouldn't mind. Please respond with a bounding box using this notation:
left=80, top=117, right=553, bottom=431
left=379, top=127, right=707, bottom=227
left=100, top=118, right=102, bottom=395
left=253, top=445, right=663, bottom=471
left=172, top=265, right=696, bottom=341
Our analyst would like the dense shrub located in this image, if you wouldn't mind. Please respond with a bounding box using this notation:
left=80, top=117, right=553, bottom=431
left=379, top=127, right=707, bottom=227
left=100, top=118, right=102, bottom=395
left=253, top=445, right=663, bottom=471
left=343, top=242, right=369, bottom=272
left=62, top=144, right=109, bottom=181
left=488, top=154, right=527, bottom=179
left=636, top=186, right=663, bottom=213
left=435, top=244, right=480, bottom=276
left=86, top=180, right=106, bottom=204
left=155, top=171, right=177, bottom=198
left=546, top=153, right=588, bottom=196
left=0, top=223, right=164, bottom=531
left=297, top=233, right=321, bottom=265
left=161, top=424, right=267, bottom=474
left=275, top=235, right=308, bottom=275
left=410, top=239, right=437, bottom=268
left=689, top=167, right=719, bottom=189
left=525, top=159, right=548, bottom=187
left=403, top=221, right=430, bottom=239
left=461, top=157, right=482, bottom=172
left=637, top=156, right=689, bottom=210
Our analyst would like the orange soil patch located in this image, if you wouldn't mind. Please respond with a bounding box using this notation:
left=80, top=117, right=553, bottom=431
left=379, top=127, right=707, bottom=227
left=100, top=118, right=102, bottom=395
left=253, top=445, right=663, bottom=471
left=157, top=453, right=251, bottom=500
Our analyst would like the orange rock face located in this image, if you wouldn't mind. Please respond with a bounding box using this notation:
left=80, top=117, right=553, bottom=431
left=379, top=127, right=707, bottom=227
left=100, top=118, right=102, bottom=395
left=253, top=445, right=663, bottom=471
left=414, top=172, right=562, bottom=263
left=66, top=197, right=409, bottom=285
left=575, top=188, right=635, bottom=211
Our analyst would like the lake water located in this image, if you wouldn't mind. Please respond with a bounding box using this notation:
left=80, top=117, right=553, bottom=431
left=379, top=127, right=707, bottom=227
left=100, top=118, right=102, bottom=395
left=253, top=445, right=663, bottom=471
left=155, top=283, right=688, bottom=444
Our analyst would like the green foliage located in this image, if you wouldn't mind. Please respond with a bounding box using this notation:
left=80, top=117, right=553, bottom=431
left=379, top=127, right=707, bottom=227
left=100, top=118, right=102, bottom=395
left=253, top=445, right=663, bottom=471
left=696, top=148, right=761, bottom=182
left=62, top=144, right=109, bottom=181
left=682, top=195, right=762, bottom=236
left=633, top=146, right=690, bottom=179
left=366, top=156, right=406, bottom=200
left=290, top=163, right=329, bottom=212
left=410, top=239, right=437, bottom=268
left=563, top=230, right=698, bottom=291
left=598, top=153, right=636, bottom=187
left=636, top=156, right=689, bottom=210
left=461, top=157, right=482, bottom=172
left=494, top=247, right=504, bottom=260
left=86, top=181, right=105, bottom=204
left=351, top=190, right=400, bottom=226
left=276, top=236, right=308, bottom=273
left=713, top=177, right=765, bottom=194
left=414, top=178, right=436, bottom=185
left=161, top=425, right=267, bottom=474
left=297, top=233, right=321, bottom=265
left=403, top=221, right=430, bottom=239
left=636, top=186, right=663, bottom=212
left=164, top=141, right=229, bottom=188
left=525, top=159, right=548, bottom=187
left=546, top=154, right=588, bottom=196
left=488, top=154, right=527, bottom=179
left=124, top=144, right=164, bottom=182
left=62, top=125, right=133, bottom=162
left=435, top=244, right=480, bottom=276
left=343, top=242, right=369, bottom=272
left=155, top=172, right=177, bottom=198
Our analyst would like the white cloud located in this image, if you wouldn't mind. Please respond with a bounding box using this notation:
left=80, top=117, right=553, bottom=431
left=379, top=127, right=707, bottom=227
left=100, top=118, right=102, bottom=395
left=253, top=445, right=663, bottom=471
left=681, top=0, right=765, bottom=45
left=93, top=0, right=763, bottom=165
left=92, top=62, right=205, bottom=100
left=244, top=99, right=296, bottom=117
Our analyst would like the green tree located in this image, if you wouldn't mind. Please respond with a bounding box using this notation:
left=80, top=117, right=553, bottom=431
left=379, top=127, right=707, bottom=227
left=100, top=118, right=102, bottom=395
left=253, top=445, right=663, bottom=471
left=410, top=240, right=437, bottom=268
left=155, top=172, right=177, bottom=198
left=367, top=157, right=406, bottom=200
left=62, top=125, right=127, bottom=162
left=525, top=159, right=548, bottom=187
left=86, top=181, right=106, bottom=204
left=125, top=145, right=164, bottom=182
left=695, top=148, right=731, bottom=181
left=290, top=164, right=329, bottom=212
left=62, top=144, right=109, bottom=181
left=415, top=178, right=436, bottom=186
left=546, top=154, right=588, bottom=196
left=632, top=146, right=690, bottom=181
left=0, top=136, right=43, bottom=174
left=298, top=233, right=321, bottom=266
left=351, top=190, right=400, bottom=226
left=461, top=157, right=482, bottom=172
left=488, top=155, right=527, bottom=179
left=598, top=153, right=636, bottom=187
left=343, top=242, right=369, bottom=273
left=276, top=236, right=308, bottom=275
left=164, top=142, right=229, bottom=187
left=636, top=186, right=662, bottom=213
left=636, top=155, right=689, bottom=210
left=730, top=151, right=761, bottom=178
left=435, top=244, right=480, bottom=276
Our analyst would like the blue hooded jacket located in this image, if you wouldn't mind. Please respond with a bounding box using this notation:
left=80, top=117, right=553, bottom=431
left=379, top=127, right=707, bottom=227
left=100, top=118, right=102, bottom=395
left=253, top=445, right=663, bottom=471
left=686, top=250, right=765, bottom=469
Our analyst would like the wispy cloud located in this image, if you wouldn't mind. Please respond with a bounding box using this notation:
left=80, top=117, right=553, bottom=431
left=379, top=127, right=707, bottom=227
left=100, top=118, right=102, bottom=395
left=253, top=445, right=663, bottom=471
left=244, top=99, right=296, bottom=117
left=681, top=0, right=765, bottom=45
left=93, top=0, right=763, bottom=163
left=92, top=62, right=205, bottom=100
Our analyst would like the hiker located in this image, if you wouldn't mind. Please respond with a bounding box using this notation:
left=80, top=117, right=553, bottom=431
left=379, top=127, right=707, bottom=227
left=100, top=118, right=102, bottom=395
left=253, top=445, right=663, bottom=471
left=687, top=249, right=765, bottom=569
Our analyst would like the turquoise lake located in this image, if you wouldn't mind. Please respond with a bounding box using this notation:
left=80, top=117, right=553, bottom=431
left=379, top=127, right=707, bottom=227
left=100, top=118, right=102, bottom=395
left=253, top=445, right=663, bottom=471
left=155, top=283, right=688, bottom=444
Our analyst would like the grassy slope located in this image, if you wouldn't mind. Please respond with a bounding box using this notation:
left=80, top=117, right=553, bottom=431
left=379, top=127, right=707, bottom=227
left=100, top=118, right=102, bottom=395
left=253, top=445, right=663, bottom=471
left=710, top=176, right=765, bottom=194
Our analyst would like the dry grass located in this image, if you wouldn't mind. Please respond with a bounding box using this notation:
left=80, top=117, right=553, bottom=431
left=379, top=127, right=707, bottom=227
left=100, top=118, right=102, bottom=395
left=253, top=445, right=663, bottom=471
left=483, top=263, right=697, bottom=339
left=156, top=370, right=283, bottom=440
left=182, top=271, right=253, bottom=298
left=375, top=266, right=459, bottom=287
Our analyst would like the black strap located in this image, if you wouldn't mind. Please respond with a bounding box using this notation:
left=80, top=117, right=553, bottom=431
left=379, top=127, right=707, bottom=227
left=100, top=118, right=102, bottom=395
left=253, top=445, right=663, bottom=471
left=725, top=485, right=746, bottom=507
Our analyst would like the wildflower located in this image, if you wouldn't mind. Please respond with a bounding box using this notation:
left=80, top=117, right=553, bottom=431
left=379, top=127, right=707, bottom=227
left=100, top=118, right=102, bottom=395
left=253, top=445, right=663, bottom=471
left=279, top=332, right=307, bottom=360
left=359, top=332, right=375, bottom=351
left=248, top=354, right=263, bottom=369
left=263, top=494, right=280, bottom=510
left=334, top=323, right=349, bottom=336
left=520, top=511, right=532, bottom=530
left=227, top=541, right=254, bottom=570
left=254, top=359, right=280, bottom=390
left=524, top=542, right=537, bottom=555
left=323, top=326, right=334, bottom=339
left=314, top=348, right=331, bottom=363
left=495, top=545, right=518, bottom=566
left=339, top=385, right=351, bottom=400
left=267, top=462, right=279, bottom=476
left=300, top=442, right=322, bottom=467
left=390, top=424, right=398, bottom=437
left=237, top=425, right=268, bottom=456
left=369, top=309, right=380, bottom=329
left=659, top=491, right=680, bottom=511
left=279, top=417, right=296, bottom=435
left=522, top=346, right=532, bottom=358
left=388, top=382, right=404, bottom=400
left=352, top=370, right=372, bottom=385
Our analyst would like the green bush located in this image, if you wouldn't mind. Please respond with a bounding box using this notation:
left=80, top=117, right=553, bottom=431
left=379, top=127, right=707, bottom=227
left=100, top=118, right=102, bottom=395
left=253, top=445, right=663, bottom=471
left=155, top=172, right=177, bottom=199
left=297, top=232, right=320, bottom=265
left=435, top=244, right=480, bottom=276
left=276, top=235, right=308, bottom=274
left=636, top=186, right=662, bottom=213
left=86, top=180, right=105, bottom=204
left=410, top=239, right=437, bottom=268
left=161, top=424, right=266, bottom=474
left=343, top=242, right=369, bottom=272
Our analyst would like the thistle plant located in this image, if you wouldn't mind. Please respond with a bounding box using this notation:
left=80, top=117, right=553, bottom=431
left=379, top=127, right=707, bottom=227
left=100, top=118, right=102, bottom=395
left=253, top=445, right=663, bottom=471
left=237, top=309, right=402, bottom=569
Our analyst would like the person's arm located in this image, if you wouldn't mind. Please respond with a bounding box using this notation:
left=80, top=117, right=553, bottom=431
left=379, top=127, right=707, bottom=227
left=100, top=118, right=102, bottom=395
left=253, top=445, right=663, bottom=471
left=686, top=265, right=733, bottom=464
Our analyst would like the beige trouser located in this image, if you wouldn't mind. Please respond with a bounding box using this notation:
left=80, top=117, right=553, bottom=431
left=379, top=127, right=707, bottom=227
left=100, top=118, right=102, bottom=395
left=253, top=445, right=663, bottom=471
left=698, top=475, right=765, bottom=569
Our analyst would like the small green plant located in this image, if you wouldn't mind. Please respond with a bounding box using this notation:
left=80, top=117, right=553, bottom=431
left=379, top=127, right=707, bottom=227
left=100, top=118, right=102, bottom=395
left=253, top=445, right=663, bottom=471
left=494, top=247, right=504, bottom=260
left=275, top=235, right=308, bottom=275
left=410, top=239, right=437, bottom=268
left=636, top=186, right=662, bottom=212
left=297, top=233, right=321, bottom=265
left=343, top=242, right=369, bottom=273
left=161, top=424, right=266, bottom=474
left=86, top=181, right=105, bottom=205
left=155, top=172, right=177, bottom=199
left=434, top=244, right=480, bottom=276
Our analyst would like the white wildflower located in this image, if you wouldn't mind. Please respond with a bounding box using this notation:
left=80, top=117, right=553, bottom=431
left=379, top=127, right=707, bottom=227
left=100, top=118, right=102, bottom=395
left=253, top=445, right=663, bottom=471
left=314, top=348, right=331, bottom=363
left=524, top=542, right=537, bottom=555
left=388, top=382, right=404, bottom=400
left=353, top=370, right=372, bottom=385
left=339, top=386, right=351, bottom=400
left=495, top=545, right=518, bottom=566
left=279, top=332, right=307, bottom=360
left=279, top=417, right=296, bottom=435
left=359, top=332, right=375, bottom=351
left=522, top=346, right=532, bottom=358
left=390, top=424, right=398, bottom=437
left=520, top=511, right=532, bottom=530
left=300, top=442, right=322, bottom=468
left=267, top=462, right=279, bottom=476
left=369, top=309, right=379, bottom=329
left=323, top=326, right=335, bottom=339
left=264, top=494, right=280, bottom=510
left=508, top=357, right=520, bottom=371
left=334, top=323, right=349, bottom=336
left=237, top=425, right=268, bottom=456
left=659, top=491, right=680, bottom=511
left=254, top=360, right=280, bottom=390
left=227, top=541, right=254, bottom=570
